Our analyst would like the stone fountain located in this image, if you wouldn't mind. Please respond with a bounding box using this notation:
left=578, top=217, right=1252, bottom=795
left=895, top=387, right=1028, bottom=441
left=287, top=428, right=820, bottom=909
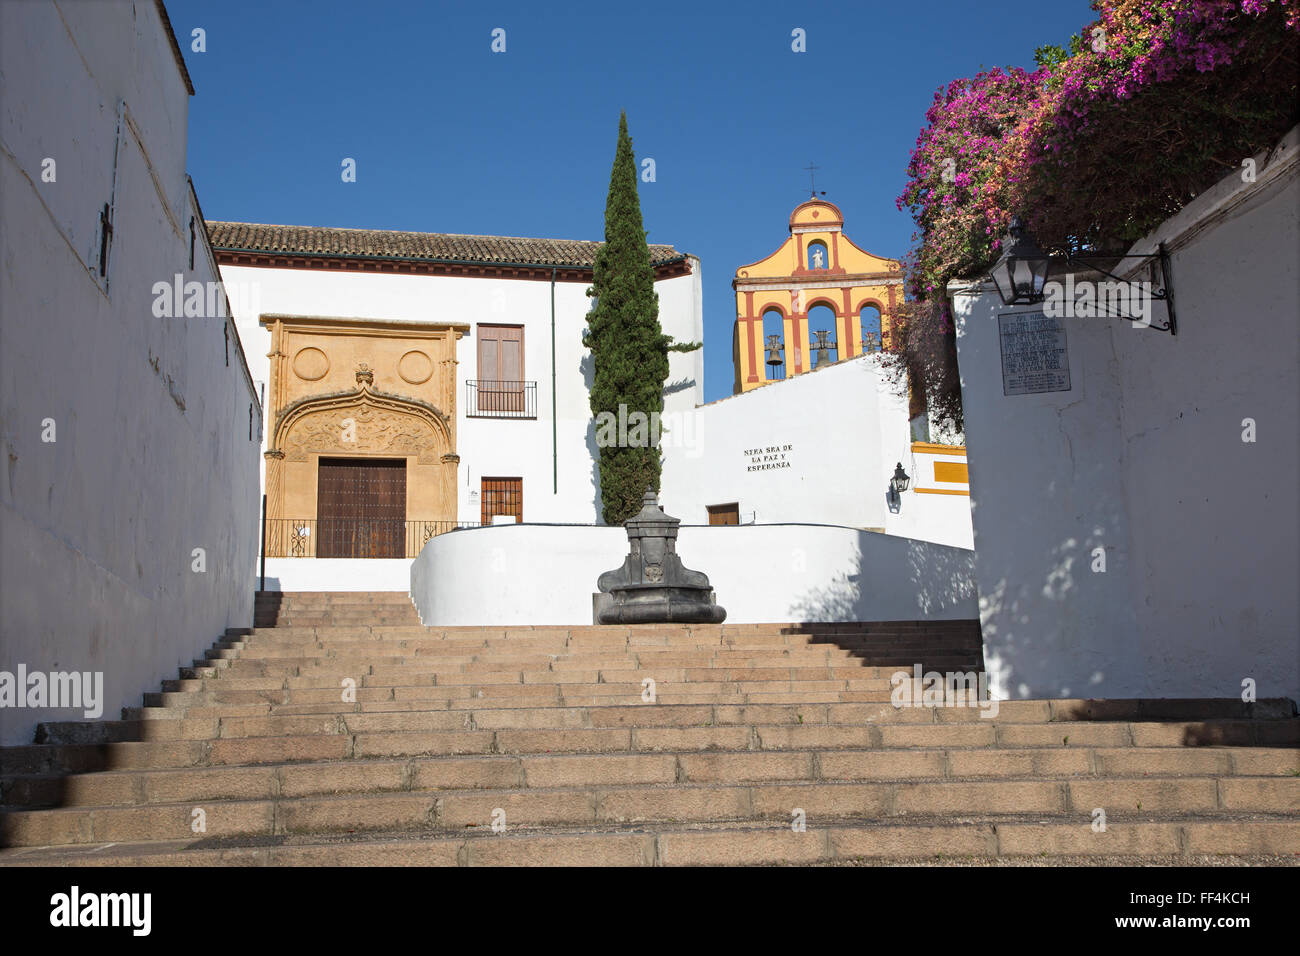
left=593, top=490, right=726, bottom=624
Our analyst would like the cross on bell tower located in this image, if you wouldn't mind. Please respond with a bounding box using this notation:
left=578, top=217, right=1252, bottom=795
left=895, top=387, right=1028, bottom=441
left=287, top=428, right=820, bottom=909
left=803, top=162, right=826, bottom=199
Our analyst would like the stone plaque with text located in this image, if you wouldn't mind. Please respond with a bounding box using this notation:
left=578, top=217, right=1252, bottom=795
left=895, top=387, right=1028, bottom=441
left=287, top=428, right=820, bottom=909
left=999, top=311, right=1071, bottom=396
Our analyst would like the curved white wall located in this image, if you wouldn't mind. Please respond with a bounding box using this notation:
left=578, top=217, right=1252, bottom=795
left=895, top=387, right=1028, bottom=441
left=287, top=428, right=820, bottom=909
left=411, top=523, right=977, bottom=626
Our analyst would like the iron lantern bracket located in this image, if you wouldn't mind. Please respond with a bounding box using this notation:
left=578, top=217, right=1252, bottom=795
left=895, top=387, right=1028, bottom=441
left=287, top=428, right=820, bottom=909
left=974, top=243, right=1177, bottom=335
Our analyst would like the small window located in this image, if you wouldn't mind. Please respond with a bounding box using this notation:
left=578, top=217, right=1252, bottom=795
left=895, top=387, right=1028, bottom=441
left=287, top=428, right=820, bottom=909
left=482, top=477, right=523, bottom=525
left=707, top=503, right=740, bottom=526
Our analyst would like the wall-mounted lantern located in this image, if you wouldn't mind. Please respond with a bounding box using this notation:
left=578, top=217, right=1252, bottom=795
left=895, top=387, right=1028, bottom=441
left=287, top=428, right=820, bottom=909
left=989, top=217, right=1050, bottom=306
left=988, top=217, right=1177, bottom=334
left=886, top=462, right=910, bottom=514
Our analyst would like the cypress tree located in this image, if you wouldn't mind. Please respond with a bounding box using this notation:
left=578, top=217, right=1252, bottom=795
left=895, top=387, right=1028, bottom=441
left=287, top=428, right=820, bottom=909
left=584, top=112, right=696, bottom=525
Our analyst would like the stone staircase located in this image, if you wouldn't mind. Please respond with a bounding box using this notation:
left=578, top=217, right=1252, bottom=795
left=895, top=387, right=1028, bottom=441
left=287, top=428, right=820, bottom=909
left=0, top=591, right=1296, bottom=866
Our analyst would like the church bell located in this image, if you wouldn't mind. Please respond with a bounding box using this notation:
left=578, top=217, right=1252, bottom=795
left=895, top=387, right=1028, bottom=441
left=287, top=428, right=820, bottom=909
left=765, top=334, right=784, bottom=368
left=812, top=329, right=835, bottom=366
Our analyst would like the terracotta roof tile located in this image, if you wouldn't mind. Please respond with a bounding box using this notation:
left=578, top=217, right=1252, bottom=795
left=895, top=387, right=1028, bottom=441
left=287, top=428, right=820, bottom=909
left=206, top=221, right=684, bottom=269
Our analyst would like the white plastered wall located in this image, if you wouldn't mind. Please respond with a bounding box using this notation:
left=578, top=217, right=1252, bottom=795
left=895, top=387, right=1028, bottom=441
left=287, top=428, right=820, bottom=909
left=952, top=129, right=1300, bottom=702
left=660, top=354, right=974, bottom=549
left=0, top=1, right=261, bottom=744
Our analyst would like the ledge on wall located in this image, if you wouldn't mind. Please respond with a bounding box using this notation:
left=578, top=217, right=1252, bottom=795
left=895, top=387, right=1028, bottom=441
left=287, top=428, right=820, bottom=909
left=410, top=522, right=978, bottom=626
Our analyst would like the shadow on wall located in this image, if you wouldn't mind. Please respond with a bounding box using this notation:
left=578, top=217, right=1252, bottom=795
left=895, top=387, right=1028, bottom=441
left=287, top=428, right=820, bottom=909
left=787, top=531, right=977, bottom=621
left=972, top=443, right=1135, bottom=700
left=578, top=356, right=697, bottom=525
left=580, top=352, right=603, bottom=523
left=663, top=377, right=694, bottom=395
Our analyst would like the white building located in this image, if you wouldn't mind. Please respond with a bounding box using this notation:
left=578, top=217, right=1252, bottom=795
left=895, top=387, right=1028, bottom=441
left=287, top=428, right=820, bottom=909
left=950, top=125, right=1300, bottom=703
left=0, top=1, right=262, bottom=744
left=660, top=353, right=974, bottom=549
left=212, top=222, right=703, bottom=589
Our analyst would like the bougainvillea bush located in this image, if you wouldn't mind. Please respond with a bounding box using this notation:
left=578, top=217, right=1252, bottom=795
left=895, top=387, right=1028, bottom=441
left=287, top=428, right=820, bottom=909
left=893, top=0, right=1299, bottom=435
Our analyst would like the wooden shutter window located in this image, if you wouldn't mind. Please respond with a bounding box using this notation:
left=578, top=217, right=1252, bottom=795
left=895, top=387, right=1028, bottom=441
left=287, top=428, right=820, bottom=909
left=478, top=325, right=524, bottom=413
left=707, top=503, right=740, bottom=526
left=481, top=477, right=523, bottom=525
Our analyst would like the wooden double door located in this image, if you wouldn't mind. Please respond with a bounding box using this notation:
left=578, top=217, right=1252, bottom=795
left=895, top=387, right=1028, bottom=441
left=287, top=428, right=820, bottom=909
left=316, top=457, right=407, bottom=558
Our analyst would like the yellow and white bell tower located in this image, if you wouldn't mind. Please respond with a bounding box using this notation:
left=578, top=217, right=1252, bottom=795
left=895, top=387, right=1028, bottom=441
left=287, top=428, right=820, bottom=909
left=731, top=198, right=904, bottom=393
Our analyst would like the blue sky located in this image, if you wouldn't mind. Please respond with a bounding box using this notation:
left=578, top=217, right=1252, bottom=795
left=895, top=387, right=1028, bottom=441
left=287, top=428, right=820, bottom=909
left=171, top=0, right=1096, bottom=402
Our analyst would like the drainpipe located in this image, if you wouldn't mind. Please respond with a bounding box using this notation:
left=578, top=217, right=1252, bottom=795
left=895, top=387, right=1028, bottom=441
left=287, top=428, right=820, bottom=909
left=556, top=267, right=561, bottom=496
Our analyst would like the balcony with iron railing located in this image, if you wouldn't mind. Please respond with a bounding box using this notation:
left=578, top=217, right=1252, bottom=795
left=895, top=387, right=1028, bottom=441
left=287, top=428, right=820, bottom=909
left=466, top=379, right=536, bottom=419
left=262, top=518, right=481, bottom=559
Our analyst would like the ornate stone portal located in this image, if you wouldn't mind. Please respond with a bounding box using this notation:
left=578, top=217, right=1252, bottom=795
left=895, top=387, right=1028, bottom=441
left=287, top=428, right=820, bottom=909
left=260, top=314, right=466, bottom=552
left=594, top=490, right=726, bottom=624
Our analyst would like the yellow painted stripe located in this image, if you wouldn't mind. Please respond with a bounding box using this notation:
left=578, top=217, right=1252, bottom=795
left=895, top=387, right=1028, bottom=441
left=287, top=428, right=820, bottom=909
left=911, top=442, right=966, bottom=455
left=914, top=487, right=970, bottom=496
left=933, top=461, right=969, bottom=484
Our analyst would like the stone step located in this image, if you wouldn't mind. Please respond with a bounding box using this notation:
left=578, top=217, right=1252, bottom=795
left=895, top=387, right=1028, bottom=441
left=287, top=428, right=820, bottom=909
left=256, top=599, right=418, bottom=609
left=302, top=629, right=978, bottom=642
left=223, top=663, right=982, bottom=685
left=234, top=633, right=979, bottom=652
left=10, top=717, right=1297, bottom=774
left=229, top=637, right=925, bottom=656
left=241, top=623, right=980, bottom=640
left=112, top=697, right=1300, bottom=728
left=254, top=602, right=970, bottom=625
left=2, top=774, right=1296, bottom=847
left=4, top=815, right=1296, bottom=866
left=255, top=597, right=419, bottom=607
left=4, top=746, right=1296, bottom=809
left=223, top=657, right=982, bottom=677
left=251, top=621, right=421, bottom=631
left=165, top=673, right=905, bottom=693
left=222, top=656, right=982, bottom=676
left=159, top=667, right=924, bottom=692
left=5, top=588, right=1292, bottom=868
left=225, top=648, right=960, bottom=664
left=254, top=608, right=418, bottom=617
left=241, top=632, right=977, bottom=647
left=117, top=699, right=1023, bottom=726
left=257, top=590, right=417, bottom=601
left=254, top=607, right=420, bottom=618
left=256, top=599, right=415, bottom=606
left=140, top=690, right=905, bottom=712
left=141, top=680, right=911, bottom=709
